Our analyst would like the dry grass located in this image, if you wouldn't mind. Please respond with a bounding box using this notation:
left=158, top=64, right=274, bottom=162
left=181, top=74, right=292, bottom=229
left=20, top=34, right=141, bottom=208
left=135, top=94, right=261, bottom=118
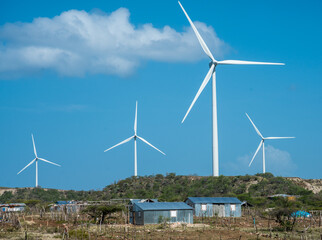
left=0, top=213, right=321, bottom=239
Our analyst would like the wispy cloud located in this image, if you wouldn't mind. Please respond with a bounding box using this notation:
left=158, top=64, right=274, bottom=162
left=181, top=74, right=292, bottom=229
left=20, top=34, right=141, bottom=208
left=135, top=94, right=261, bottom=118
left=226, top=145, right=297, bottom=176
left=0, top=8, right=229, bottom=78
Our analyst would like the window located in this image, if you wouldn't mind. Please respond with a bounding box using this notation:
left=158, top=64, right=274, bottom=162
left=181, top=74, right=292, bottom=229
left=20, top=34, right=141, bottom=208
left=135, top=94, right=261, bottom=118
left=138, top=212, right=141, bottom=217
left=170, top=210, right=177, bottom=217
left=230, top=204, right=236, bottom=211
left=201, top=204, right=207, bottom=211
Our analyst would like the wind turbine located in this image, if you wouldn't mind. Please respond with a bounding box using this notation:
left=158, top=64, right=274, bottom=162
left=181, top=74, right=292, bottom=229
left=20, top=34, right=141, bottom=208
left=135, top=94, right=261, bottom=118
left=17, top=134, right=61, bottom=188
left=104, top=101, right=165, bottom=176
left=246, top=113, right=295, bottom=173
left=178, top=1, right=284, bottom=176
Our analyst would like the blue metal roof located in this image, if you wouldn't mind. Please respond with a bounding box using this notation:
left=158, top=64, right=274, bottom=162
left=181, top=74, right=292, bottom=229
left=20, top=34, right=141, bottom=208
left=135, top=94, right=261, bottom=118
left=135, top=202, right=193, bottom=211
left=186, top=197, right=242, bottom=204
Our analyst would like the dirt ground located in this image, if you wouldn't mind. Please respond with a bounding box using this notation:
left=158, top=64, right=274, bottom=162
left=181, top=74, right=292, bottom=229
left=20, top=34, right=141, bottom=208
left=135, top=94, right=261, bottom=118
left=0, top=214, right=321, bottom=240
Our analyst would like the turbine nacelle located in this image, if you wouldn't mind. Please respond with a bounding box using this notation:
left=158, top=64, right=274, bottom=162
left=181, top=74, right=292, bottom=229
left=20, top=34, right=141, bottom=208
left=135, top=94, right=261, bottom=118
left=209, top=61, right=217, bottom=69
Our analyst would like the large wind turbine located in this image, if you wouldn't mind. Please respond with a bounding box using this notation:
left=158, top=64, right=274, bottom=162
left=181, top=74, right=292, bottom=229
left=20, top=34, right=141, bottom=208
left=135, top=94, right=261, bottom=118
left=178, top=1, right=284, bottom=176
left=246, top=113, right=295, bottom=173
left=17, top=134, right=61, bottom=188
left=104, top=102, right=165, bottom=176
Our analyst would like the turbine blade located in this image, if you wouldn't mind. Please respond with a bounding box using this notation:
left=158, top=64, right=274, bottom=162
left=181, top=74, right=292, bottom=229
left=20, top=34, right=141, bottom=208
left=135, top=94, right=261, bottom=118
left=104, top=136, right=134, bottom=152
left=178, top=1, right=216, bottom=62
left=17, top=158, right=36, bottom=175
left=217, top=60, right=284, bottom=65
left=31, top=134, right=37, bottom=158
left=182, top=64, right=214, bottom=123
left=137, top=136, right=166, bottom=155
left=245, top=113, right=263, bottom=139
left=264, top=137, right=295, bottom=140
left=249, top=140, right=263, bottom=167
left=134, top=101, right=138, bottom=135
left=38, top=158, right=61, bottom=167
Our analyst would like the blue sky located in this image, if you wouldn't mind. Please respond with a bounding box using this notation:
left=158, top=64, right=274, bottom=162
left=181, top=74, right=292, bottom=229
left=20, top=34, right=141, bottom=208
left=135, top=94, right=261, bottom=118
left=0, top=0, right=321, bottom=190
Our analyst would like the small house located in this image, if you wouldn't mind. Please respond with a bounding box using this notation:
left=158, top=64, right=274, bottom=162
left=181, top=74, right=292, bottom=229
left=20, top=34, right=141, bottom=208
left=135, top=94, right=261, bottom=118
left=129, top=199, right=158, bottom=224
left=268, top=194, right=297, bottom=201
left=129, top=199, right=158, bottom=206
left=130, top=202, right=193, bottom=225
left=185, top=197, right=242, bottom=217
left=50, top=200, right=82, bottom=213
left=0, top=203, right=26, bottom=212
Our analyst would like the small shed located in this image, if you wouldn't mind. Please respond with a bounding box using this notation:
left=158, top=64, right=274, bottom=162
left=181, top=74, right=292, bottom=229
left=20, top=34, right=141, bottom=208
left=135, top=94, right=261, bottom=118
left=185, top=197, right=242, bottom=217
left=129, top=199, right=158, bottom=206
left=131, top=202, right=193, bottom=225
left=50, top=201, right=82, bottom=213
left=129, top=199, right=158, bottom=224
left=0, top=203, right=26, bottom=212
left=268, top=194, right=297, bottom=201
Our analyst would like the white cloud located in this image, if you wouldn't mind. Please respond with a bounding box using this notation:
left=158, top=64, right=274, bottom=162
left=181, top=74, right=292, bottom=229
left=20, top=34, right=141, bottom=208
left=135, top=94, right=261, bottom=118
left=226, top=145, right=297, bottom=176
left=265, top=145, right=297, bottom=175
left=0, top=8, right=229, bottom=78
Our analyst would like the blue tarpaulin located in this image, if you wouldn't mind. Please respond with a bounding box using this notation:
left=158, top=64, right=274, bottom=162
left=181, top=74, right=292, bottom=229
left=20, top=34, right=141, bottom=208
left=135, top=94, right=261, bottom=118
left=291, top=211, right=311, bottom=218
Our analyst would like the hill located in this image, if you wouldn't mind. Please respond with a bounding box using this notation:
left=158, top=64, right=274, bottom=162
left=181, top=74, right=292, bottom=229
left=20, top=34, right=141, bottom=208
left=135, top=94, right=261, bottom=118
left=1, top=173, right=321, bottom=209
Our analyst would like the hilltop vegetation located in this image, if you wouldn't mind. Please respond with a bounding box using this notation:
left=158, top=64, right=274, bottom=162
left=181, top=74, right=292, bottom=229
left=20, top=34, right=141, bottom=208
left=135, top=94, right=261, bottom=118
left=1, top=173, right=321, bottom=209
left=104, top=173, right=311, bottom=200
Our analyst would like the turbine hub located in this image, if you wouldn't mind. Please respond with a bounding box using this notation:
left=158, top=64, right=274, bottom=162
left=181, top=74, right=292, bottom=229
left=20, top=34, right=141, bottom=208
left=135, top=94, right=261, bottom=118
left=209, top=61, right=217, bottom=69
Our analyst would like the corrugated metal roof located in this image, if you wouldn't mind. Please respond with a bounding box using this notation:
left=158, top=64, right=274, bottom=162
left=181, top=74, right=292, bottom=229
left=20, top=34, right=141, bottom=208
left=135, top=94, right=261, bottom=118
left=186, top=197, right=242, bottom=204
left=135, top=202, right=192, bottom=211
left=268, top=194, right=293, bottom=198
left=129, top=199, right=158, bottom=204
left=0, top=203, right=26, bottom=207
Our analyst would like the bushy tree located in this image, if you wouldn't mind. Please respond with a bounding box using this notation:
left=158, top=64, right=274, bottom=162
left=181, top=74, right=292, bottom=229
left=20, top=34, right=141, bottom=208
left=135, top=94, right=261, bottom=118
left=82, top=205, right=123, bottom=224
left=270, top=198, right=297, bottom=231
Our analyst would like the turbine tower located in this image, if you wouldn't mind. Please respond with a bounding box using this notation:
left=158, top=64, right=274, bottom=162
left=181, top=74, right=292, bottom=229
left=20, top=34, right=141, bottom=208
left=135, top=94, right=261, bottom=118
left=17, top=134, right=61, bottom=188
left=104, top=101, right=165, bottom=176
left=178, top=1, right=284, bottom=176
left=246, top=113, right=295, bottom=173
